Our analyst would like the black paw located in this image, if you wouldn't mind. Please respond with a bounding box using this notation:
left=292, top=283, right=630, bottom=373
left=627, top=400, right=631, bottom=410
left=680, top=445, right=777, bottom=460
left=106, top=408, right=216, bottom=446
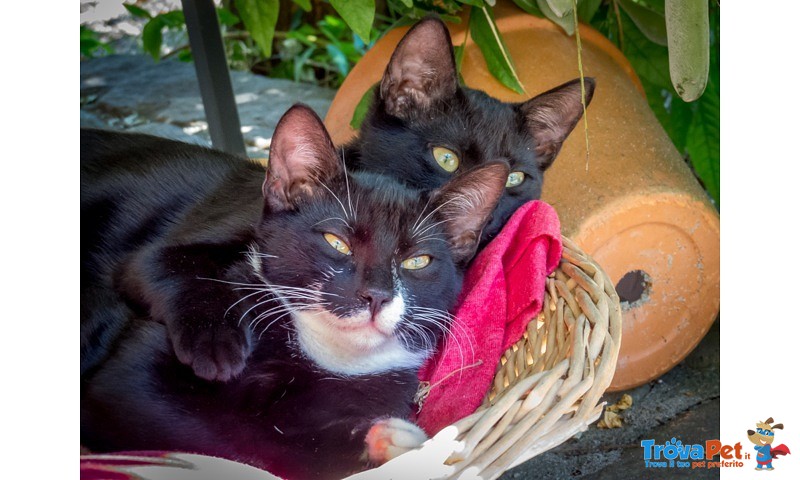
left=172, top=324, right=251, bottom=382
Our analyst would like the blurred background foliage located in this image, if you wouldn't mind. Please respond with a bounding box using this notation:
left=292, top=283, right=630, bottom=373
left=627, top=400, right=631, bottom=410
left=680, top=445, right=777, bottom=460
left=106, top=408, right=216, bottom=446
left=80, top=0, right=719, bottom=205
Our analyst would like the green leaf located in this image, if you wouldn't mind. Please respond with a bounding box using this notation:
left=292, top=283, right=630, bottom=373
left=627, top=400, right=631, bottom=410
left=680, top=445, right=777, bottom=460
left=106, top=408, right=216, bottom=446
left=512, top=0, right=544, bottom=16
left=458, top=0, right=486, bottom=6
left=159, top=10, right=185, bottom=28
left=454, top=43, right=465, bottom=72
left=619, top=10, right=671, bottom=88
left=468, top=6, right=525, bottom=94
left=545, top=0, right=573, bottom=18
left=235, top=0, right=280, bottom=57
left=81, top=35, right=113, bottom=58
left=292, top=0, right=312, bottom=12
left=536, top=0, right=574, bottom=34
left=399, top=0, right=413, bottom=7
left=330, top=0, right=375, bottom=44
left=576, top=0, right=602, bottom=23
left=685, top=7, right=719, bottom=204
left=640, top=78, right=692, bottom=152
left=216, top=7, right=240, bottom=27
left=685, top=74, right=718, bottom=204
left=617, top=0, right=667, bottom=46
left=177, top=50, right=193, bottom=62
left=294, top=47, right=316, bottom=82
left=326, top=44, right=350, bottom=76
left=665, top=0, right=709, bottom=101
left=142, top=17, right=164, bottom=60
left=123, top=4, right=151, bottom=19
left=350, top=84, right=377, bottom=130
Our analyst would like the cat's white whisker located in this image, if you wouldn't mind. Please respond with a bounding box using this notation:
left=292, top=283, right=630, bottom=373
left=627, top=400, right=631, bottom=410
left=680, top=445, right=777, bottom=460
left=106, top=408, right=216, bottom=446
left=318, top=180, right=352, bottom=222
left=340, top=149, right=356, bottom=222
left=411, top=195, right=461, bottom=237
left=225, top=289, right=270, bottom=317
left=413, top=218, right=449, bottom=239
left=313, top=216, right=353, bottom=232
left=411, top=195, right=434, bottom=233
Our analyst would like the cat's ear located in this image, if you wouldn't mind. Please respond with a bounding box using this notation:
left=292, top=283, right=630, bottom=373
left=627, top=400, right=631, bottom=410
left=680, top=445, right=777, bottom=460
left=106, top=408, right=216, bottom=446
left=379, top=16, right=458, bottom=120
left=519, top=77, right=596, bottom=170
left=431, top=162, right=509, bottom=263
left=264, top=104, right=341, bottom=211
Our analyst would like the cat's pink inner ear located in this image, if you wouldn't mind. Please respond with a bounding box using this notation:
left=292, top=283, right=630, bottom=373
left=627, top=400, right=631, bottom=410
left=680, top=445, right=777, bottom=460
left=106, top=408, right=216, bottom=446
left=520, top=78, right=596, bottom=170
left=380, top=17, right=458, bottom=119
left=264, top=104, right=341, bottom=210
left=433, top=162, right=508, bottom=263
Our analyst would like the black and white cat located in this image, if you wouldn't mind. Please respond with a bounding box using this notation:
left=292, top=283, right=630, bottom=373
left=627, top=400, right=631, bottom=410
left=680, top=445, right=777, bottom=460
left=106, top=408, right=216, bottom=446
left=346, top=17, right=595, bottom=246
left=80, top=105, right=507, bottom=479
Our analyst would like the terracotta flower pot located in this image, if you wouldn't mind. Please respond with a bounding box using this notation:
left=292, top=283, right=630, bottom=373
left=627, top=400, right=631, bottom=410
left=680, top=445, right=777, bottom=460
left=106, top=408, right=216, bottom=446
left=324, top=2, right=719, bottom=391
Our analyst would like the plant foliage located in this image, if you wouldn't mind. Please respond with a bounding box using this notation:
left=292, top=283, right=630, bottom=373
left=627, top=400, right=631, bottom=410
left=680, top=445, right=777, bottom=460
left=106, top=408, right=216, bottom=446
left=82, top=0, right=719, bottom=204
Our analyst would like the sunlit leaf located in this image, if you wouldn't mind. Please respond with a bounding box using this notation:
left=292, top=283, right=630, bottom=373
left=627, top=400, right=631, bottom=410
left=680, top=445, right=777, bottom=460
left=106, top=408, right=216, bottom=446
left=142, top=17, right=164, bottom=60
left=235, top=0, right=280, bottom=57
left=159, top=11, right=185, bottom=28
left=617, top=0, right=667, bottom=46
left=350, top=84, right=377, bottom=130
left=536, top=0, right=574, bottom=34
left=124, top=4, right=151, bottom=19
left=216, top=8, right=240, bottom=27
left=545, top=0, right=573, bottom=18
left=469, top=5, right=525, bottom=94
left=665, top=0, right=709, bottom=101
left=330, top=0, right=375, bottom=44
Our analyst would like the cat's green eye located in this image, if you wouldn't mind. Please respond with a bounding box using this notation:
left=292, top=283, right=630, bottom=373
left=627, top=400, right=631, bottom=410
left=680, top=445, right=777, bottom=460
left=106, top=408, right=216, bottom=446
left=324, top=233, right=351, bottom=255
left=401, top=255, right=431, bottom=270
left=506, top=171, right=525, bottom=188
left=432, top=147, right=460, bottom=173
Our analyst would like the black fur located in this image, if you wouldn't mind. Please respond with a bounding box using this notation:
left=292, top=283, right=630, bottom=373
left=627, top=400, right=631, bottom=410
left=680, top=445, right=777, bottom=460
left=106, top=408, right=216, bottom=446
left=345, top=17, right=595, bottom=246
left=80, top=105, right=507, bottom=479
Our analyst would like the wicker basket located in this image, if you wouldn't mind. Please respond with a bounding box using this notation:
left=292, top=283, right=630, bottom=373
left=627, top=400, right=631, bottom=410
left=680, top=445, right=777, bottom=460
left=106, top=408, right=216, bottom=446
left=359, top=236, right=622, bottom=480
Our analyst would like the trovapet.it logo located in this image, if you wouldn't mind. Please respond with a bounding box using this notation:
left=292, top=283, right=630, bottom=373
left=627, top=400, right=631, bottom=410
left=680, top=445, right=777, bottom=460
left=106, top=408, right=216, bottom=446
left=641, top=438, right=747, bottom=470
left=641, top=416, right=793, bottom=471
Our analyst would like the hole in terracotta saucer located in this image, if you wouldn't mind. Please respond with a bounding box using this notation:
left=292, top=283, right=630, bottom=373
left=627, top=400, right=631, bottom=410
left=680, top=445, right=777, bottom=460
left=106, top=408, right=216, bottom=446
left=616, top=270, right=652, bottom=310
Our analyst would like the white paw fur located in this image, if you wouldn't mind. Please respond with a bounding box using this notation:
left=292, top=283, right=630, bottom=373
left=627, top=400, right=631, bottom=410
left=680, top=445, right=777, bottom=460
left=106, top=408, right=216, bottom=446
left=365, top=418, right=429, bottom=465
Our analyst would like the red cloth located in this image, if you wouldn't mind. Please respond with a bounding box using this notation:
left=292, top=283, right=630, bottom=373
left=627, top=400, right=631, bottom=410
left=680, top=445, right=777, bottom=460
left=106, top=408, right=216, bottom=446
left=415, top=201, right=562, bottom=435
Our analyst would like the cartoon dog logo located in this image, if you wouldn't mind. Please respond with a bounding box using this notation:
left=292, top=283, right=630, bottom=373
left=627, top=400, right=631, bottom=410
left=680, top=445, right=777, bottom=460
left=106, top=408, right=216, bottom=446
left=747, top=417, right=791, bottom=471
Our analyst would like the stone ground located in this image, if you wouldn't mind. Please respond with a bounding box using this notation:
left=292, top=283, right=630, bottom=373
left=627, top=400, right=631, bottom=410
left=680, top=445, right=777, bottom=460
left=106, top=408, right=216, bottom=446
left=80, top=53, right=720, bottom=479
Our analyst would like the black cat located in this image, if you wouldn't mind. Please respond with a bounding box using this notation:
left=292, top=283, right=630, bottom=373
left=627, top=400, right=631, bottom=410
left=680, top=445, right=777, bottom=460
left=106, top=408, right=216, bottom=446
left=80, top=105, right=508, bottom=479
left=345, top=17, right=595, bottom=246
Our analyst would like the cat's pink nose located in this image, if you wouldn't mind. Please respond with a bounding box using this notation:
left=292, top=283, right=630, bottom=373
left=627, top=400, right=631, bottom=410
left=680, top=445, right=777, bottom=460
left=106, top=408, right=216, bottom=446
left=359, top=288, right=392, bottom=318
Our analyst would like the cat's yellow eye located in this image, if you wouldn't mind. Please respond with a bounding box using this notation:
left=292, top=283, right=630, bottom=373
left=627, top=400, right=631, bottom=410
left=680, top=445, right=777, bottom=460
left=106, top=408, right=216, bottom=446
left=506, top=171, right=525, bottom=188
left=401, top=255, right=431, bottom=270
left=324, top=233, right=351, bottom=255
left=432, top=147, right=460, bottom=173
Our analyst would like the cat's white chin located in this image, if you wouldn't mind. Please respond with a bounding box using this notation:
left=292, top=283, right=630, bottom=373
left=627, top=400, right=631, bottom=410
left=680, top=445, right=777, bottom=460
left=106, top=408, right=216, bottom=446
left=292, top=296, right=427, bottom=376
